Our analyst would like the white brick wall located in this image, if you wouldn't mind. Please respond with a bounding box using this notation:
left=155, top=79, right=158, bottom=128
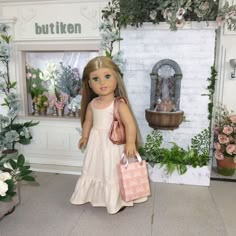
left=120, top=23, right=216, bottom=149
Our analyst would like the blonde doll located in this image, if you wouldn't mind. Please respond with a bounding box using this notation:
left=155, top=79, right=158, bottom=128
left=70, top=56, right=147, bottom=214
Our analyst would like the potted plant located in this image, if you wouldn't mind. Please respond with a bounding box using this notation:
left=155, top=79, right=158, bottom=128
left=0, top=153, right=35, bottom=219
left=139, top=129, right=211, bottom=186
left=213, top=105, right=236, bottom=176
left=0, top=24, right=39, bottom=156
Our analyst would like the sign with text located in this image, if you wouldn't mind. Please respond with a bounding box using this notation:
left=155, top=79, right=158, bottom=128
left=1, top=1, right=107, bottom=40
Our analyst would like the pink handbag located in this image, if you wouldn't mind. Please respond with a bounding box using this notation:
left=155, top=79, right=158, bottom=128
left=109, top=97, right=127, bottom=145
left=117, top=153, right=151, bottom=202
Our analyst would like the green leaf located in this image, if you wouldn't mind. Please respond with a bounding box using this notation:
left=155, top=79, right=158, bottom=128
left=17, top=154, right=25, bottom=167
left=9, top=159, right=17, bottom=170
left=22, top=175, right=35, bottom=182
left=20, top=169, right=32, bottom=176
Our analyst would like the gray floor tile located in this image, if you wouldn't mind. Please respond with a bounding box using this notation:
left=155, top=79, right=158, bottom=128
left=0, top=173, right=234, bottom=236
left=210, top=180, right=236, bottom=236
left=151, top=182, right=227, bottom=236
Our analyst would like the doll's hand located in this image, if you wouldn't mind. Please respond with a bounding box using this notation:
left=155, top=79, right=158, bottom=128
left=78, top=137, right=88, bottom=150
left=124, top=143, right=137, bottom=158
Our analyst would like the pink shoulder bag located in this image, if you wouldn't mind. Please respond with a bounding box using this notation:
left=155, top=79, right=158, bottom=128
left=108, top=97, right=127, bottom=145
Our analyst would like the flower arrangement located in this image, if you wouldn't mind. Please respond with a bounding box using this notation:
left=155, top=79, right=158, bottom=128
left=55, top=62, right=82, bottom=98
left=214, top=105, right=236, bottom=163
left=103, top=0, right=236, bottom=31
left=53, top=92, right=68, bottom=114
left=26, top=65, right=48, bottom=99
left=34, top=93, right=49, bottom=111
left=0, top=153, right=35, bottom=202
left=67, top=95, right=82, bottom=112
left=0, top=24, right=39, bottom=153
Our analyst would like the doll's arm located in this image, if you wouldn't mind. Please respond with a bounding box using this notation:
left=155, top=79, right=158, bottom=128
left=78, top=103, right=93, bottom=149
left=119, top=102, right=137, bottom=157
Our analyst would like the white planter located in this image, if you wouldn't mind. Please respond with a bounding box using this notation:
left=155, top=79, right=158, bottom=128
left=148, top=164, right=211, bottom=186
left=0, top=185, right=20, bottom=219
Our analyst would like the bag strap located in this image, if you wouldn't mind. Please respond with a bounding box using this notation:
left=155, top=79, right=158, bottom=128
left=113, top=97, right=127, bottom=121
left=120, top=153, right=143, bottom=168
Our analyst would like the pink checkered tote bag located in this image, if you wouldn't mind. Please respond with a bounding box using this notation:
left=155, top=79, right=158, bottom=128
left=117, top=153, right=151, bottom=202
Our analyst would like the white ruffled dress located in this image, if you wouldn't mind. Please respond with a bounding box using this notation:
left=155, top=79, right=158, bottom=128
left=70, top=98, right=147, bottom=214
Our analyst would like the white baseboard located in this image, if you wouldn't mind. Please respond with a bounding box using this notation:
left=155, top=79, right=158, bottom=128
left=31, top=163, right=82, bottom=175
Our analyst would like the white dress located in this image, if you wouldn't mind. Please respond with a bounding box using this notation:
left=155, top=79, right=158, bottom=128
left=70, top=98, right=147, bottom=214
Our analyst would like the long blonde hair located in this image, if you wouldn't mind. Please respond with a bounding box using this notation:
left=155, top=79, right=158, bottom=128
left=80, top=56, right=142, bottom=147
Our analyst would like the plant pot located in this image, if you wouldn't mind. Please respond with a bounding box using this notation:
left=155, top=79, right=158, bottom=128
left=148, top=164, right=211, bottom=186
left=217, top=157, right=236, bottom=176
left=0, top=184, right=20, bottom=219
left=39, top=107, right=47, bottom=116
left=2, top=149, right=18, bottom=160
left=56, top=108, right=64, bottom=117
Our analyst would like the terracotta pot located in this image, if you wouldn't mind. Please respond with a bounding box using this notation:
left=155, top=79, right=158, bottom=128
left=217, top=156, right=236, bottom=176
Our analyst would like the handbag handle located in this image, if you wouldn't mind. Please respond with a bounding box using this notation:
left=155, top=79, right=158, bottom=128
left=120, top=152, right=143, bottom=168
left=113, top=97, right=127, bottom=121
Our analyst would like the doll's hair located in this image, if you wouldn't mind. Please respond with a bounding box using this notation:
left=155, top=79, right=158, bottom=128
left=80, top=56, right=142, bottom=147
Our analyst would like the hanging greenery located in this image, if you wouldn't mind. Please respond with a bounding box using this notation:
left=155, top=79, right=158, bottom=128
left=102, top=0, right=236, bottom=31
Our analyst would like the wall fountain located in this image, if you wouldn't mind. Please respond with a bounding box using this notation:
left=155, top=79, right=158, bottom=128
left=145, top=59, right=184, bottom=130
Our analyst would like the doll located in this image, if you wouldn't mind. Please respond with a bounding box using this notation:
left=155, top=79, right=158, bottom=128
left=70, top=56, right=147, bottom=214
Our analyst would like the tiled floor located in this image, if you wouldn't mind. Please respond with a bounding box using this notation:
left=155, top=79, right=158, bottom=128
left=0, top=172, right=235, bottom=236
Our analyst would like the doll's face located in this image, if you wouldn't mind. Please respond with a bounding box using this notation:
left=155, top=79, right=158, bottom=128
left=88, top=68, right=117, bottom=97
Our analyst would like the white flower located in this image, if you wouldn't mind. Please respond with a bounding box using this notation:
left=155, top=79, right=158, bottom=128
left=0, top=172, right=11, bottom=181
left=3, top=162, right=13, bottom=170
left=176, top=8, right=186, bottom=20
left=0, top=180, right=8, bottom=197
left=163, top=8, right=172, bottom=20
left=150, top=10, right=157, bottom=20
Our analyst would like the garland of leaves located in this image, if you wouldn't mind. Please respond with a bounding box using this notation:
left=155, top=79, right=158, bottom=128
left=100, top=1, right=236, bottom=70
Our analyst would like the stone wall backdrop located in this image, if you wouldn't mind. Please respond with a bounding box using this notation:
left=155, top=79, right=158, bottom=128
left=121, top=22, right=216, bottom=149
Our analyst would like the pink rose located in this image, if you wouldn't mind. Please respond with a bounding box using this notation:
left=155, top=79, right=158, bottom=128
left=214, top=142, right=221, bottom=150
left=218, top=134, right=229, bottom=144
left=223, top=126, right=233, bottom=135
left=226, top=144, right=236, bottom=155
left=228, top=136, right=234, bottom=142
left=229, top=115, right=236, bottom=124
left=214, top=151, right=224, bottom=160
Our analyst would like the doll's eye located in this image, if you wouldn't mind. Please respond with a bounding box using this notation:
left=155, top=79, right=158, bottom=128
left=92, top=77, right=99, bottom=82
left=105, top=74, right=111, bottom=79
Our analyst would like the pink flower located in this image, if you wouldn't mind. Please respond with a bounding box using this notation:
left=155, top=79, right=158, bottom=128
left=176, top=19, right=185, bottom=28
left=226, top=144, right=236, bottom=155
left=222, top=126, right=233, bottom=135
left=55, top=101, right=64, bottom=110
left=229, top=115, right=236, bottom=123
left=26, top=72, right=32, bottom=79
left=214, top=142, right=221, bottom=150
left=214, top=151, right=224, bottom=160
left=216, top=16, right=225, bottom=27
left=218, top=134, right=229, bottom=144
